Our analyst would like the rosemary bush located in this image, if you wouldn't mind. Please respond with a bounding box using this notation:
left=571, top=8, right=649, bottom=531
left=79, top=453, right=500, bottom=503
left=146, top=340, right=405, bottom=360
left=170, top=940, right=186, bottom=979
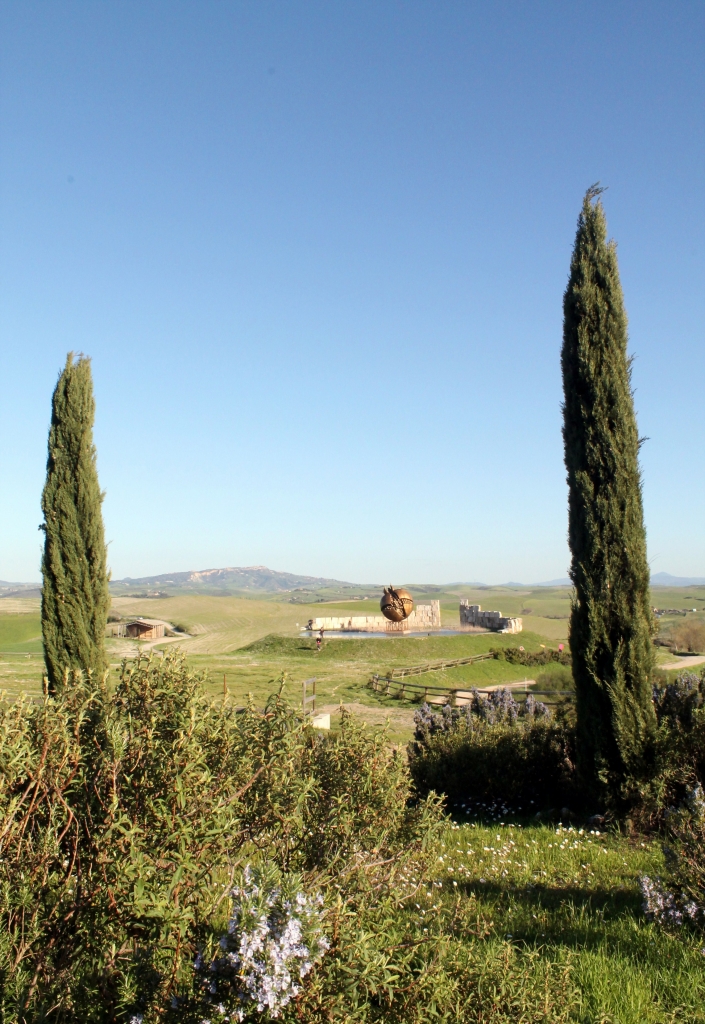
left=408, top=695, right=578, bottom=811
left=0, top=651, right=448, bottom=1022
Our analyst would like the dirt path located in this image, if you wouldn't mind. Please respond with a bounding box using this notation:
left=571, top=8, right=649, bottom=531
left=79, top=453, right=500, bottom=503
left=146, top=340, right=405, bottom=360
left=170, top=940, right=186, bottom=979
left=428, top=679, right=536, bottom=705
left=317, top=702, right=416, bottom=732
left=661, top=654, right=705, bottom=671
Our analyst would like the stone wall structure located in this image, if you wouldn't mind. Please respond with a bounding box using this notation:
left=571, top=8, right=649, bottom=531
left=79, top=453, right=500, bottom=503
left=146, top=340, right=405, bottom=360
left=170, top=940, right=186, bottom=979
left=459, top=600, right=522, bottom=634
left=310, top=600, right=441, bottom=633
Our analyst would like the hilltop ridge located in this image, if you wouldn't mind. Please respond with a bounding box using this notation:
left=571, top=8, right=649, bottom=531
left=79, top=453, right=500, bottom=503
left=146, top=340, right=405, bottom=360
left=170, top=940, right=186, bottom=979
left=109, top=565, right=368, bottom=596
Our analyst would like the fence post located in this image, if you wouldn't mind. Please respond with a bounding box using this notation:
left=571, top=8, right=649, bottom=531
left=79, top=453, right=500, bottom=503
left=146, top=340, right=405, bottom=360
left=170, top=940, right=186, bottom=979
left=302, top=678, right=316, bottom=720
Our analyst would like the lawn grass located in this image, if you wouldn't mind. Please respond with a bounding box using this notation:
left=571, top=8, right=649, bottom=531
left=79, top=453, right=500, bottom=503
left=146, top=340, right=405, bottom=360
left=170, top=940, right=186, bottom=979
left=420, top=818, right=705, bottom=1022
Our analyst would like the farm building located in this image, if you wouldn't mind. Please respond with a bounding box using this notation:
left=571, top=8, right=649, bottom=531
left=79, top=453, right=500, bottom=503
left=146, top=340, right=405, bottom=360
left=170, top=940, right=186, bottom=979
left=125, top=619, right=166, bottom=640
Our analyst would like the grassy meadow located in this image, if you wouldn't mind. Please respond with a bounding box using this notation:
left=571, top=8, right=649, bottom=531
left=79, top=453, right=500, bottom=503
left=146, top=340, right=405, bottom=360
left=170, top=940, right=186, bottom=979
left=0, top=598, right=44, bottom=698
left=2, top=584, right=705, bottom=729
left=424, top=816, right=705, bottom=1023
left=1, top=586, right=705, bottom=1018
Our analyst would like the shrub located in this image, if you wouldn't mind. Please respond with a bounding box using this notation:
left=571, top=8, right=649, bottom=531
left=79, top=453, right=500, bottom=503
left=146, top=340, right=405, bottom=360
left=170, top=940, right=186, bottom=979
left=0, top=651, right=450, bottom=1022
left=669, top=620, right=705, bottom=654
left=193, top=863, right=330, bottom=1018
left=534, top=664, right=574, bottom=692
left=633, top=670, right=705, bottom=822
left=408, top=696, right=578, bottom=811
left=640, top=784, right=705, bottom=934
left=653, top=671, right=705, bottom=732
left=492, top=647, right=571, bottom=668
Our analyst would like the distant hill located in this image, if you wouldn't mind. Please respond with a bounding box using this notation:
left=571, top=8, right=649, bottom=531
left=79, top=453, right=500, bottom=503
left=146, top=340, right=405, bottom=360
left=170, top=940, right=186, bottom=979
left=533, top=573, right=705, bottom=588
left=110, top=565, right=369, bottom=596
left=0, top=581, right=41, bottom=598
left=650, top=572, right=705, bottom=587
left=102, top=565, right=705, bottom=599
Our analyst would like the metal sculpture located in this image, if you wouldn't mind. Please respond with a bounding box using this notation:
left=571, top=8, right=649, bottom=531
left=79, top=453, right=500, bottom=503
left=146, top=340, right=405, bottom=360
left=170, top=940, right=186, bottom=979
left=380, top=586, right=414, bottom=622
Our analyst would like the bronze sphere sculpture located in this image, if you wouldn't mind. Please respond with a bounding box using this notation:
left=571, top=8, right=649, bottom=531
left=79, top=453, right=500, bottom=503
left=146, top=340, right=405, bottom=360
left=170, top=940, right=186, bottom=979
left=380, top=586, right=414, bottom=622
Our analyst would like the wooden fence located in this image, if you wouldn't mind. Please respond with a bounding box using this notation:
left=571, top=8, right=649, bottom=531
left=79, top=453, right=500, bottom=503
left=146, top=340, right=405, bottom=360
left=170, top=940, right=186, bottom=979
left=368, top=674, right=573, bottom=706
left=383, top=652, right=495, bottom=679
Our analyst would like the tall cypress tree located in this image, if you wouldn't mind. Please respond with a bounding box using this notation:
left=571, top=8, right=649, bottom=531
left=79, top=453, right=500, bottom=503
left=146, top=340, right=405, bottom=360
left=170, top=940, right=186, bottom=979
left=562, top=186, right=656, bottom=806
left=41, top=353, right=110, bottom=690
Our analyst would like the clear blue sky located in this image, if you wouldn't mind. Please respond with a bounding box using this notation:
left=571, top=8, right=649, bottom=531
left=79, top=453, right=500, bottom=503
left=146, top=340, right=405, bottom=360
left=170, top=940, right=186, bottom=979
left=1, top=1, right=703, bottom=585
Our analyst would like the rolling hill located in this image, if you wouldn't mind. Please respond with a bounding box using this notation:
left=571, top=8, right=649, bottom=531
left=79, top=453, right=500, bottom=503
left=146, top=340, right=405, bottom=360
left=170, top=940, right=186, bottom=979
left=110, top=565, right=371, bottom=596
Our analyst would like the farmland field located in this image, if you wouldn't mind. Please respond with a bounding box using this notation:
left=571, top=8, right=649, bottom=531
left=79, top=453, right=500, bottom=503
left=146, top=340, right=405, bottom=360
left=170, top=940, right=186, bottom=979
left=2, top=588, right=705, bottom=1016
left=2, top=586, right=704, bottom=728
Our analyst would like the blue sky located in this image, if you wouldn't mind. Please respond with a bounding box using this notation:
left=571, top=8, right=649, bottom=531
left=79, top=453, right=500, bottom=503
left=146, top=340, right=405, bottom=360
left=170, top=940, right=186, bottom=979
left=1, top=1, right=703, bottom=585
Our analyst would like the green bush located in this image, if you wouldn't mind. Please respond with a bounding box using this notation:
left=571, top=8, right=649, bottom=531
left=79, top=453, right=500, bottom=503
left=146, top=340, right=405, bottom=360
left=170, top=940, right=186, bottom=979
left=640, top=785, right=705, bottom=933
left=535, top=664, right=574, bottom=692
left=0, top=651, right=454, bottom=1022
left=492, top=647, right=571, bottom=668
left=644, top=671, right=705, bottom=815
left=408, top=698, right=578, bottom=812
left=408, top=670, right=705, bottom=823
left=0, top=652, right=637, bottom=1021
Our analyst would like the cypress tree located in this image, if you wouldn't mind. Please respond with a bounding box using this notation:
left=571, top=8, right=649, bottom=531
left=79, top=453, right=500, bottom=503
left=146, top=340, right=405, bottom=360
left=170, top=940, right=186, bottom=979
left=41, top=353, right=110, bottom=690
left=561, top=186, right=656, bottom=806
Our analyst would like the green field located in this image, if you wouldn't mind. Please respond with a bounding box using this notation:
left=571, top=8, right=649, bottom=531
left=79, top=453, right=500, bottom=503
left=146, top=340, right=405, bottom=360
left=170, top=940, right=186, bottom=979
left=0, top=599, right=43, bottom=698
left=2, top=585, right=704, bottom=731
left=1, top=588, right=704, bottom=1017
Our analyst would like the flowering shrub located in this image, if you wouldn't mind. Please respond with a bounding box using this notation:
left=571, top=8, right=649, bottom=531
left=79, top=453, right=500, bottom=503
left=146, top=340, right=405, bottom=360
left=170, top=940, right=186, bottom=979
left=0, top=652, right=447, bottom=1022
left=412, top=691, right=549, bottom=744
left=638, top=781, right=705, bottom=935
left=639, top=875, right=701, bottom=929
left=523, top=693, right=551, bottom=719
left=642, top=670, right=705, bottom=819
left=194, top=865, right=329, bottom=1019
left=409, top=699, right=577, bottom=810
left=653, top=671, right=704, bottom=729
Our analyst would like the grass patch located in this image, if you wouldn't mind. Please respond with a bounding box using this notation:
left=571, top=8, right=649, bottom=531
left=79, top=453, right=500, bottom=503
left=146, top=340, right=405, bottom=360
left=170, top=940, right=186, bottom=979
left=181, top=631, right=556, bottom=737
left=0, top=612, right=42, bottom=651
left=431, top=818, right=705, bottom=1022
left=0, top=608, right=44, bottom=699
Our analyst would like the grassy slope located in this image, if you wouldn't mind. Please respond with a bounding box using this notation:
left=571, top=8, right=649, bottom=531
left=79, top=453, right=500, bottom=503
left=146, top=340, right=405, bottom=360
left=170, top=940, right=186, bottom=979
left=425, top=818, right=705, bottom=1022
left=2, top=585, right=704, bottom=708
left=1, top=593, right=704, bottom=1017
left=176, top=631, right=554, bottom=741
left=0, top=600, right=43, bottom=698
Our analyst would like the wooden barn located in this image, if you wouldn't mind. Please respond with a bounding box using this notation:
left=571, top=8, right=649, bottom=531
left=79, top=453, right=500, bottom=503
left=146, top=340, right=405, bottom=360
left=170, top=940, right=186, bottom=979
left=126, top=619, right=165, bottom=640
